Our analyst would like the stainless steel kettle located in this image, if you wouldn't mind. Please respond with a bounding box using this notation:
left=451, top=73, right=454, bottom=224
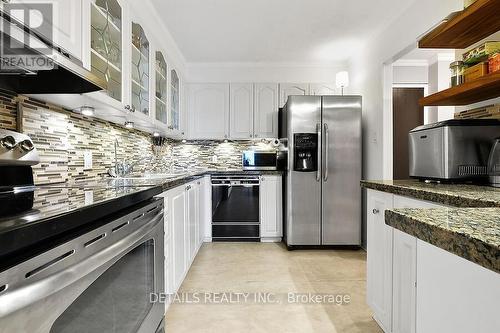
left=487, top=137, right=500, bottom=187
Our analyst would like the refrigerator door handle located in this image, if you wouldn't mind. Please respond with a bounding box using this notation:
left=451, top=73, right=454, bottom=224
left=316, top=122, right=322, bottom=182
left=323, top=123, right=329, bottom=182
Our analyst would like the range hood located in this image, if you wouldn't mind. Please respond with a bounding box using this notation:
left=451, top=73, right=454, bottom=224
left=0, top=9, right=106, bottom=94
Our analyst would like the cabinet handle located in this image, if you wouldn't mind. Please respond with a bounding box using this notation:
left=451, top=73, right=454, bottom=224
left=372, top=208, right=380, bottom=214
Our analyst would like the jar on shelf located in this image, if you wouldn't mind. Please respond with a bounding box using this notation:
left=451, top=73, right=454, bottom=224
left=450, top=61, right=465, bottom=87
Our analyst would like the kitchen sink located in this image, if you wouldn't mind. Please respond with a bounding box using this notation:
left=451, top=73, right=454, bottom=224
left=117, top=172, right=188, bottom=180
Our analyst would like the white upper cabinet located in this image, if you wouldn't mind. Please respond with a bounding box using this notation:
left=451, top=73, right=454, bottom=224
left=310, top=83, right=336, bottom=96
left=230, top=83, right=254, bottom=139
left=154, top=51, right=168, bottom=125
left=8, top=0, right=83, bottom=60
left=188, top=83, right=230, bottom=139
left=254, top=83, right=279, bottom=138
left=170, top=69, right=181, bottom=133
left=279, top=83, right=309, bottom=107
left=130, top=21, right=150, bottom=116
left=88, top=0, right=124, bottom=104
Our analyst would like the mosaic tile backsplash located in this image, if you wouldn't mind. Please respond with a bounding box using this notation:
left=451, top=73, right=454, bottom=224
left=0, top=90, right=276, bottom=184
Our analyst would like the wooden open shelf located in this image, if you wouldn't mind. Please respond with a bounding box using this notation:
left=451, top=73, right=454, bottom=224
left=418, top=0, right=500, bottom=49
left=419, top=72, right=500, bottom=106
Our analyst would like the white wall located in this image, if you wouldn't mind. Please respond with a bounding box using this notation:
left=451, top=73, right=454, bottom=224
left=349, top=0, right=461, bottom=248
left=427, top=55, right=456, bottom=122
left=393, top=65, right=428, bottom=84
left=349, top=0, right=461, bottom=181
left=186, top=62, right=348, bottom=83
left=133, top=0, right=188, bottom=76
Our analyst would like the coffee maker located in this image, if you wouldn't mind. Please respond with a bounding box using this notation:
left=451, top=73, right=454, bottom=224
left=293, top=133, right=317, bottom=172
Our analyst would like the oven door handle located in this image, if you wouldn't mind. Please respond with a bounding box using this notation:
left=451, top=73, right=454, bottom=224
left=0, top=210, right=163, bottom=318
left=211, top=184, right=260, bottom=187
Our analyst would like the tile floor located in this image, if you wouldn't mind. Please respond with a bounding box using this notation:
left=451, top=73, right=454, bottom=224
left=165, top=243, right=382, bottom=333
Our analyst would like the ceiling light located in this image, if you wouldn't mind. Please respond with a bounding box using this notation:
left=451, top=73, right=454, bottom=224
left=153, top=132, right=160, bottom=137
left=125, top=121, right=134, bottom=129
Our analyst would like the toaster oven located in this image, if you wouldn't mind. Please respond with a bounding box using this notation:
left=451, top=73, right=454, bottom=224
left=408, top=119, right=500, bottom=181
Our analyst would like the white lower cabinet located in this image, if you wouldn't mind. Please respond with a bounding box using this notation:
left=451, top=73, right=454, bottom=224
left=186, top=181, right=199, bottom=263
left=170, top=185, right=187, bottom=292
left=160, top=178, right=208, bottom=305
left=259, top=175, right=283, bottom=241
left=198, top=176, right=211, bottom=242
left=367, top=190, right=499, bottom=333
left=367, top=190, right=394, bottom=332
left=392, top=229, right=416, bottom=333
left=416, top=240, right=500, bottom=333
left=391, top=195, right=443, bottom=333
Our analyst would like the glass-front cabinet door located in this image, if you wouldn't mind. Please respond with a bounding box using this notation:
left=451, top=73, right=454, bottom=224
left=170, top=69, right=180, bottom=131
left=90, top=0, right=122, bottom=102
left=155, top=52, right=168, bottom=125
left=131, top=22, right=150, bottom=116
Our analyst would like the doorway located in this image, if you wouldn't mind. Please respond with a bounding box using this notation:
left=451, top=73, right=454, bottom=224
left=392, top=87, right=424, bottom=179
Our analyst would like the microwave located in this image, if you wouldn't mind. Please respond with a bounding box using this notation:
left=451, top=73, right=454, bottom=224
left=242, top=151, right=286, bottom=170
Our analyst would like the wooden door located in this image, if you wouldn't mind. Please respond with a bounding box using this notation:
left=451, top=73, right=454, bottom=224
left=393, top=88, right=424, bottom=180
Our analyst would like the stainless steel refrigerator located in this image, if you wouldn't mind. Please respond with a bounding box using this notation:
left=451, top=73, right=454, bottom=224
left=280, top=95, right=362, bottom=247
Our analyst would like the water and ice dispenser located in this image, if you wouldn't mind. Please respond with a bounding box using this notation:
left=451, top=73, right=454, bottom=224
left=293, top=133, right=318, bottom=172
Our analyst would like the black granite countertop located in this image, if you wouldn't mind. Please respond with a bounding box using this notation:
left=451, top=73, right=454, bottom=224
left=386, top=208, right=500, bottom=273
left=361, top=179, right=500, bottom=207
left=0, top=169, right=283, bottom=271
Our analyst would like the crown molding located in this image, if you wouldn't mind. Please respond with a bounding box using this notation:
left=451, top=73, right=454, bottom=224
left=186, top=61, right=349, bottom=69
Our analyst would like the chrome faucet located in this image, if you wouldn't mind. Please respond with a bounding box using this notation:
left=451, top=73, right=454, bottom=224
left=109, top=139, right=152, bottom=178
left=109, top=139, right=124, bottom=177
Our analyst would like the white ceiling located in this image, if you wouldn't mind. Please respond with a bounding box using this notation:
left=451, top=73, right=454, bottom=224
left=152, top=0, right=415, bottom=64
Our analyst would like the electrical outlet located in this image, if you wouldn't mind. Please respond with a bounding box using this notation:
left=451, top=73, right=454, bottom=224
left=212, top=155, right=218, bottom=163
left=84, top=151, right=92, bottom=170
left=84, top=190, right=94, bottom=205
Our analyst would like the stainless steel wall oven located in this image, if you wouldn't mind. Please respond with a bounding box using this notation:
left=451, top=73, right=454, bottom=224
left=211, top=175, right=260, bottom=241
left=0, top=199, right=165, bottom=333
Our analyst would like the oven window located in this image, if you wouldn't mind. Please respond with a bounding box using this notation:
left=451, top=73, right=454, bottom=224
left=212, top=186, right=259, bottom=222
left=50, top=240, right=155, bottom=333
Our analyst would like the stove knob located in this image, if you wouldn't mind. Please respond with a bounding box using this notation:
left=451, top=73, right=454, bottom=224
left=0, top=136, right=16, bottom=150
left=19, top=139, right=34, bottom=152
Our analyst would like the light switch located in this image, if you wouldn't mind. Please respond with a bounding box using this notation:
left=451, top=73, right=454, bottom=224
left=84, top=151, right=92, bottom=170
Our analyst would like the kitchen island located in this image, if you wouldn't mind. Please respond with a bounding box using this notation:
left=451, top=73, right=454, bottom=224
left=361, top=179, right=500, bottom=333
